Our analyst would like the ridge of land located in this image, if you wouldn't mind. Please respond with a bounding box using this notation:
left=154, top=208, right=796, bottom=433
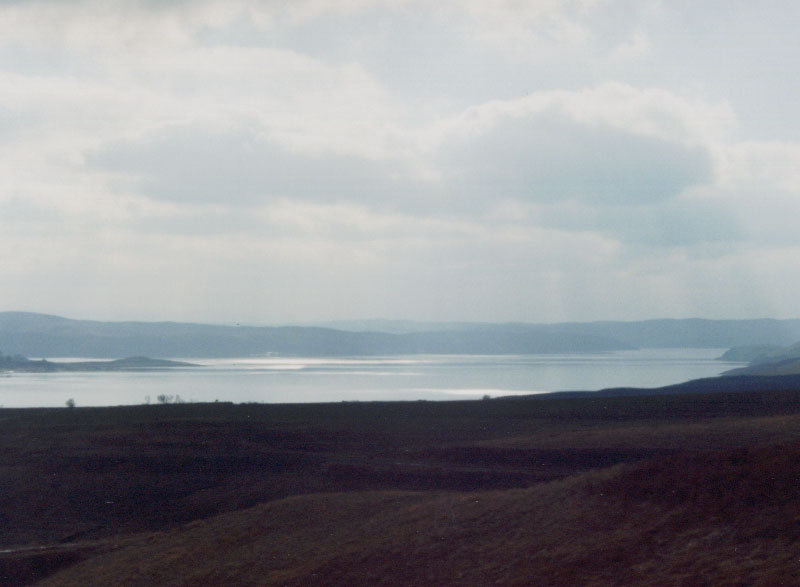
left=4, top=311, right=800, bottom=357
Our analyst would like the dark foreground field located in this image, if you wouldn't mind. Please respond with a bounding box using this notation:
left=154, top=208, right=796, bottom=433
left=2, top=385, right=800, bottom=585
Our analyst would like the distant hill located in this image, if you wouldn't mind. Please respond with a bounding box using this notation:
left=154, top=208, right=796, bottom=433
left=718, top=344, right=787, bottom=362
left=716, top=340, right=800, bottom=376
left=532, top=372, right=800, bottom=399
left=540, top=318, right=800, bottom=348
left=721, top=358, right=800, bottom=377
left=313, top=318, right=483, bottom=334
left=322, top=317, right=800, bottom=347
left=720, top=341, right=800, bottom=364
left=3, top=312, right=800, bottom=358
left=0, top=312, right=628, bottom=358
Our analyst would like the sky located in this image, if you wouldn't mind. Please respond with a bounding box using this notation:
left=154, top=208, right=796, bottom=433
left=2, top=0, right=800, bottom=325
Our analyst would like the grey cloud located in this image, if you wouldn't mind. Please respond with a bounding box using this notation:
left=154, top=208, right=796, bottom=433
left=537, top=196, right=743, bottom=247
left=127, top=206, right=269, bottom=237
left=89, top=124, right=426, bottom=209
left=89, top=115, right=717, bottom=237
left=0, top=107, right=35, bottom=141
left=0, top=198, right=61, bottom=231
left=611, top=201, right=743, bottom=246
left=440, top=115, right=712, bottom=206
left=260, top=9, right=538, bottom=106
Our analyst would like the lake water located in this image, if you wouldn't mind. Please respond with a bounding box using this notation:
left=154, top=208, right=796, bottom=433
left=0, top=349, right=743, bottom=408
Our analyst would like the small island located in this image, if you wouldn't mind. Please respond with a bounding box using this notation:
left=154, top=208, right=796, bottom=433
left=0, top=353, right=197, bottom=373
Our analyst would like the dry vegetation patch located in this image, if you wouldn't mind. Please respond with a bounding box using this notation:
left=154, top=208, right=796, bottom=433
left=38, top=445, right=800, bottom=586
left=477, top=413, right=800, bottom=452
left=3, top=390, right=800, bottom=585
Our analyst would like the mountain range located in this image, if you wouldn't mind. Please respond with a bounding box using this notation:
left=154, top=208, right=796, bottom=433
left=2, top=312, right=800, bottom=358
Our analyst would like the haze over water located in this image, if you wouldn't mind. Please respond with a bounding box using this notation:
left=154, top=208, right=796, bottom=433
left=0, top=349, right=742, bottom=408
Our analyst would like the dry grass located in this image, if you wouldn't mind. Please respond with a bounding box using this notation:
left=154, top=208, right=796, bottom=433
left=477, top=413, right=800, bottom=452
left=37, top=443, right=800, bottom=586
left=3, top=390, right=800, bottom=585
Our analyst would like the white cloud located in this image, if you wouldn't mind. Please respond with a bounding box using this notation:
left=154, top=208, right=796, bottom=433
left=454, top=0, right=592, bottom=52
left=437, top=83, right=737, bottom=148
left=610, top=31, right=651, bottom=61
left=716, top=141, right=800, bottom=192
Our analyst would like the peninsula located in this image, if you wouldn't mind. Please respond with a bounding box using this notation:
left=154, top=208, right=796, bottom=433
left=0, top=354, right=197, bottom=373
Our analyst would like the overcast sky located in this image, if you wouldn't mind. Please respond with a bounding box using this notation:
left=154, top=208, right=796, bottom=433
left=2, top=0, right=800, bottom=324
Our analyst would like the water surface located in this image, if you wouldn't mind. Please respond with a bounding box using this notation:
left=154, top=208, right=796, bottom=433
left=0, top=349, right=743, bottom=408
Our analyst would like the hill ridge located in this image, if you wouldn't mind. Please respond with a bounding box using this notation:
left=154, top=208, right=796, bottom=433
left=4, top=311, right=800, bottom=358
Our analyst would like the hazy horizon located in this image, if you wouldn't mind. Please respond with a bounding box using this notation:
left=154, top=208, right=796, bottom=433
left=3, top=2, right=800, bottom=324
left=4, top=309, right=800, bottom=330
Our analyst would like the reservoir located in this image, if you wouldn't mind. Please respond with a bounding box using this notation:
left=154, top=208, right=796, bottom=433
left=0, top=348, right=743, bottom=408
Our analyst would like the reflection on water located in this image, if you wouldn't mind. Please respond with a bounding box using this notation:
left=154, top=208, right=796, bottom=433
left=0, top=349, right=743, bottom=408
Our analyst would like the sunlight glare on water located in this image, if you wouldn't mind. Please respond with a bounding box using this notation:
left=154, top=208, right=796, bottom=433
left=0, top=349, right=743, bottom=408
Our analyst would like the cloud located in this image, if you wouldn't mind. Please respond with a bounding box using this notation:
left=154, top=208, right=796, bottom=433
left=88, top=84, right=716, bottom=217
left=2, top=0, right=800, bottom=324
left=716, top=140, right=800, bottom=192
left=89, top=123, right=433, bottom=210
left=610, top=31, right=651, bottom=61
left=532, top=192, right=743, bottom=247
left=689, top=187, right=800, bottom=248
left=439, top=113, right=711, bottom=206
left=437, top=83, right=737, bottom=151
left=420, top=82, right=727, bottom=214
